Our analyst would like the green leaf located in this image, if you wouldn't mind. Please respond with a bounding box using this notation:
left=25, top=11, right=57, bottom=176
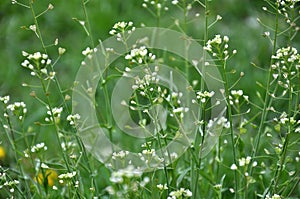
left=176, top=167, right=190, bottom=187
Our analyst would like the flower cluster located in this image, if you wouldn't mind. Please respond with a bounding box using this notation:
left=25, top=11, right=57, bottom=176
left=112, top=150, right=129, bottom=160
left=193, top=91, right=215, bottom=104
left=24, top=142, right=48, bottom=157
left=61, top=141, right=76, bottom=151
left=276, top=0, right=300, bottom=6
left=161, top=90, right=187, bottom=119
left=0, top=172, right=19, bottom=194
left=109, top=165, right=142, bottom=184
left=276, top=0, right=300, bottom=27
left=30, top=142, right=48, bottom=153
left=109, top=21, right=135, bottom=42
left=58, top=171, right=77, bottom=184
left=66, top=113, right=80, bottom=126
left=139, top=146, right=163, bottom=164
left=45, top=106, right=63, bottom=123
left=142, top=0, right=169, bottom=11
left=204, top=35, right=237, bottom=61
left=0, top=96, right=10, bottom=104
left=128, top=66, right=160, bottom=102
left=238, top=156, right=251, bottom=167
left=6, top=101, right=27, bottom=121
left=21, top=51, right=55, bottom=79
left=273, top=112, right=300, bottom=132
left=271, top=46, right=300, bottom=89
left=274, top=112, right=296, bottom=125
left=266, top=194, right=281, bottom=199
left=229, top=90, right=249, bottom=105
left=139, top=141, right=176, bottom=164
left=157, top=183, right=168, bottom=190
left=106, top=166, right=149, bottom=197
left=128, top=65, right=189, bottom=121
left=171, top=0, right=194, bottom=13
left=125, top=46, right=156, bottom=64
left=207, top=116, right=230, bottom=129
left=81, top=47, right=97, bottom=60
left=167, top=188, right=192, bottom=199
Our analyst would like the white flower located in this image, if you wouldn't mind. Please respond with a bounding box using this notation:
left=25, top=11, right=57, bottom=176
left=58, top=47, right=66, bottom=55
left=112, top=150, right=129, bottom=159
left=82, top=47, right=93, bottom=56
left=67, top=114, right=81, bottom=126
left=239, top=156, right=251, bottom=167
left=230, top=164, right=237, bottom=170
left=29, top=25, right=36, bottom=32
left=79, top=20, right=85, bottom=26
left=266, top=194, right=281, bottom=199
left=31, top=142, right=47, bottom=153
left=185, top=189, right=193, bottom=197
left=41, top=163, right=49, bottom=169
left=0, top=96, right=10, bottom=104
left=32, top=52, right=41, bottom=60
left=216, top=15, right=222, bottom=20
left=172, top=0, right=179, bottom=5
left=58, top=171, right=77, bottom=179
left=264, top=31, right=270, bottom=36
left=48, top=3, right=54, bottom=10
left=169, top=188, right=192, bottom=198
left=157, top=183, right=168, bottom=190
left=223, top=36, right=229, bottom=42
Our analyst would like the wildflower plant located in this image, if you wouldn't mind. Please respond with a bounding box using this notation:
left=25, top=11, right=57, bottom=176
left=0, top=0, right=300, bottom=199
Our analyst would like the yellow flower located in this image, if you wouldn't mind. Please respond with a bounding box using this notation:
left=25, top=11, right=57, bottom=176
left=0, top=146, right=5, bottom=160
left=36, top=169, right=58, bottom=187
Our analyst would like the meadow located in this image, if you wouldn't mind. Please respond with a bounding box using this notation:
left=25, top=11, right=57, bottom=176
left=0, top=0, right=300, bottom=198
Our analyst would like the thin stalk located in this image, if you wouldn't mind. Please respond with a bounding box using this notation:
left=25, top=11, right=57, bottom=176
left=38, top=76, right=81, bottom=198
left=29, top=2, right=47, bottom=53
left=3, top=115, right=29, bottom=198
left=80, top=0, right=102, bottom=194
left=250, top=3, right=279, bottom=175
left=222, top=62, right=238, bottom=199
left=272, top=5, right=296, bottom=193
left=193, top=1, right=209, bottom=198
left=81, top=0, right=94, bottom=46
left=29, top=2, right=90, bottom=197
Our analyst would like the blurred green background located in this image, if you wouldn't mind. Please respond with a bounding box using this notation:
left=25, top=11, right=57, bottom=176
left=0, top=0, right=299, bottom=123
left=0, top=0, right=272, bottom=96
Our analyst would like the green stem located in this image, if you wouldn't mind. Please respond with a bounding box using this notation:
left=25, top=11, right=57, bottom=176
left=29, top=2, right=47, bottom=53
left=3, top=115, right=29, bottom=198
left=250, top=3, right=279, bottom=175
left=222, top=62, right=238, bottom=199
left=193, top=1, right=209, bottom=198
left=39, top=78, right=82, bottom=198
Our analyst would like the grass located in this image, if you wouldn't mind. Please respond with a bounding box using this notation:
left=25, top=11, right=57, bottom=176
left=0, top=0, right=300, bottom=198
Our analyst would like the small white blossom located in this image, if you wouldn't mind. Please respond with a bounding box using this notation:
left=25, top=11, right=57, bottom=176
left=58, top=171, right=77, bottom=180
left=230, top=164, right=237, bottom=170
left=67, top=114, right=81, bottom=126
left=172, top=0, right=179, bottom=5
left=58, top=47, right=66, bottom=55
left=31, top=142, right=47, bottom=153
left=157, top=183, right=168, bottom=190
left=0, top=96, right=10, bottom=104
